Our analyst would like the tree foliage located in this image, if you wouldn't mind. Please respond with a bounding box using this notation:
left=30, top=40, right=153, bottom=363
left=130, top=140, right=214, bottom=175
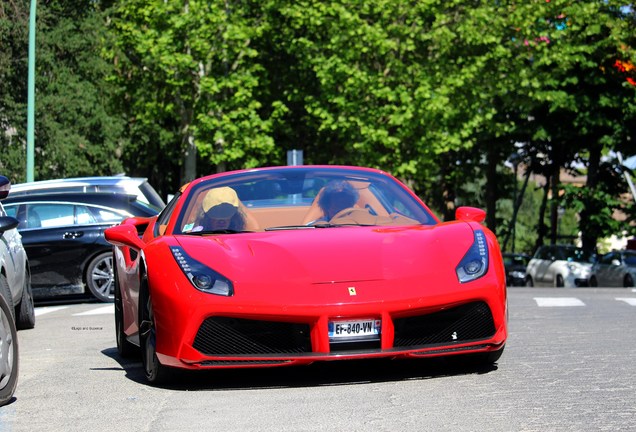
left=0, top=0, right=125, bottom=183
left=1, top=0, right=635, bottom=253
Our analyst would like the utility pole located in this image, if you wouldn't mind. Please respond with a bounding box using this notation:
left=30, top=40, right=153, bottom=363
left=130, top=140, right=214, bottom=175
left=26, top=0, right=37, bottom=182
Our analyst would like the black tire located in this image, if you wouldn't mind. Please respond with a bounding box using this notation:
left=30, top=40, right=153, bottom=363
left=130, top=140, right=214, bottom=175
left=85, top=252, right=114, bottom=303
left=0, top=289, right=19, bottom=406
left=114, top=265, right=137, bottom=358
left=589, top=275, right=598, bottom=287
left=556, top=274, right=564, bottom=287
left=139, top=274, right=170, bottom=385
left=0, top=276, right=14, bottom=321
left=624, top=274, right=634, bottom=288
left=525, top=276, right=534, bottom=287
left=16, top=269, right=35, bottom=330
left=453, top=345, right=505, bottom=368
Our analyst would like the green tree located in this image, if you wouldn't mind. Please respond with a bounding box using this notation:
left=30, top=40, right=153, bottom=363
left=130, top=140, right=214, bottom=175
left=105, top=0, right=280, bottom=195
left=0, top=1, right=125, bottom=183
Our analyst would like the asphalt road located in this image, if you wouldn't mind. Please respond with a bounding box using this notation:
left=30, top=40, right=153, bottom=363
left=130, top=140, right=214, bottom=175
left=1, top=287, right=635, bottom=432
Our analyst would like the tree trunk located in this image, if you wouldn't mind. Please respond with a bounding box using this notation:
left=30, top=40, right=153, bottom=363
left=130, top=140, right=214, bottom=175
left=533, top=177, right=551, bottom=253
left=580, top=145, right=601, bottom=252
left=485, top=147, right=498, bottom=232
left=502, top=166, right=532, bottom=252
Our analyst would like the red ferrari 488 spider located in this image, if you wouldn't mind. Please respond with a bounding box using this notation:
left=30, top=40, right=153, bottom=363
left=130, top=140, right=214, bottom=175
left=105, top=165, right=507, bottom=384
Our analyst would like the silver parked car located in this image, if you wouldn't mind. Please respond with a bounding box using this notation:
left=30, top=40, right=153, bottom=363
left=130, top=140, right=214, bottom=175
left=0, top=177, right=35, bottom=328
left=589, top=250, right=636, bottom=287
left=1, top=175, right=36, bottom=406
left=525, top=244, right=595, bottom=288
left=9, top=175, right=165, bottom=212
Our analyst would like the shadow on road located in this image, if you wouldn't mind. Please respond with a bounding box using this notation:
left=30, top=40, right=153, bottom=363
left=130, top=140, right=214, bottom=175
left=100, top=347, right=499, bottom=391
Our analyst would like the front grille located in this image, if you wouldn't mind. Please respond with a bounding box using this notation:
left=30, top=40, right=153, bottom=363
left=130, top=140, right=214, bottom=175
left=193, top=316, right=312, bottom=356
left=393, top=301, right=495, bottom=348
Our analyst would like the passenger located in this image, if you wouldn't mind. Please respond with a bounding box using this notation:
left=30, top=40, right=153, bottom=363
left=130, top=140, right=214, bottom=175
left=316, top=180, right=359, bottom=221
left=194, top=187, right=246, bottom=231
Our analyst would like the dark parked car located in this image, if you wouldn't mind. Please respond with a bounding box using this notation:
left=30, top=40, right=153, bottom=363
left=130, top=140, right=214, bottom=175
left=503, top=253, right=530, bottom=286
left=589, top=250, right=636, bottom=287
left=2, top=192, right=160, bottom=302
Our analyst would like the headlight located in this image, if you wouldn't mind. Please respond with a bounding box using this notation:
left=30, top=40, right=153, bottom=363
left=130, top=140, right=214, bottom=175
left=170, top=246, right=234, bottom=296
left=456, top=230, right=489, bottom=283
left=511, top=270, right=525, bottom=279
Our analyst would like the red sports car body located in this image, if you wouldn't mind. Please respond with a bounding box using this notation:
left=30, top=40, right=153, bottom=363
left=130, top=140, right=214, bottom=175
left=105, top=166, right=507, bottom=384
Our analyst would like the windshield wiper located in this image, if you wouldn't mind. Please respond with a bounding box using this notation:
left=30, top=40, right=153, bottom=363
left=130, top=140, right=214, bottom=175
left=265, top=225, right=317, bottom=231
left=185, top=229, right=246, bottom=235
left=265, top=223, right=373, bottom=231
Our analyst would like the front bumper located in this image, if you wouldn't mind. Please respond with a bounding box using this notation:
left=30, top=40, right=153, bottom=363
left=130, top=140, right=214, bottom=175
left=155, top=298, right=507, bottom=369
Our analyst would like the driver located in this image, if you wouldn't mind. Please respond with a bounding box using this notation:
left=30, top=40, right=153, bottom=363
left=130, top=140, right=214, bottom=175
left=194, top=187, right=246, bottom=231
left=317, top=180, right=359, bottom=221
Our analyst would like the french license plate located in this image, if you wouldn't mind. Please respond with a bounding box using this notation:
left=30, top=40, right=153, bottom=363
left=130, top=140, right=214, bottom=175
left=328, top=319, right=381, bottom=341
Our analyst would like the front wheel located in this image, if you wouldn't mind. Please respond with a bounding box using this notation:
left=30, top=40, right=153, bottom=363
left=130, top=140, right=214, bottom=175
left=589, top=276, right=598, bottom=287
left=625, top=274, right=634, bottom=288
left=85, top=252, right=114, bottom=302
left=139, top=277, right=171, bottom=385
left=0, top=290, right=19, bottom=406
left=525, top=276, right=534, bottom=287
left=556, top=275, right=564, bottom=287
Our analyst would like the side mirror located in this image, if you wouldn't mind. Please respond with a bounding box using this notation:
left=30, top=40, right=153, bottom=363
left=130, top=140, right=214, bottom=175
left=455, top=206, right=486, bottom=223
left=105, top=223, right=146, bottom=250
left=0, top=175, right=11, bottom=200
left=611, top=259, right=621, bottom=266
left=0, top=216, right=19, bottom=235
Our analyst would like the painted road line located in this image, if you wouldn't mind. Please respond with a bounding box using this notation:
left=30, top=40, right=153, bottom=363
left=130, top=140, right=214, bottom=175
left=73, top=305, right=115, bottom=316
left=34, top=306, right=69, bottom=316
left=534, top=297, right=585, bottom=307
left=616, top=298, right=636, bottom=306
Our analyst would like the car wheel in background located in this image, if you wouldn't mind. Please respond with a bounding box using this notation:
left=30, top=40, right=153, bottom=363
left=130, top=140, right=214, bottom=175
left=556, top=275, right=564, bottom=287
left=16, top=269, right=35, bottom=330
left=85, top=252, right=114, bottom=302
left=624, top=274, right=634, bottom=288
left=589, top=275, right=598, bottom=287
left=0, top=276, right=15, bottom=322
left=114, top=265, right=137, bottom=358
left=525, top=276, right=534, bottom=287
left=139, top=275, right=170, bottom=385
left=0, top=287, right=19, bottom=406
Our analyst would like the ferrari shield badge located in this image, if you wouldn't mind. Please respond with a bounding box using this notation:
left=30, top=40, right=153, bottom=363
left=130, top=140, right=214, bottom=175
left=348, top=287, right=357, bottom=296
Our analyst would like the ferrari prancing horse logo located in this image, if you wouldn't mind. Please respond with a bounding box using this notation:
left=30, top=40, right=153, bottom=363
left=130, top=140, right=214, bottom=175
left=348, top=287, right=357, bottom=296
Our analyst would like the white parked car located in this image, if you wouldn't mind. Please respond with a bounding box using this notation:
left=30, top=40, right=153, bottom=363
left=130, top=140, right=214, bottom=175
left=9, top=175, right=165, bottom=212
left=525, top=244, right=595, bottom=288
left=589, top=250, right=636, bottom=287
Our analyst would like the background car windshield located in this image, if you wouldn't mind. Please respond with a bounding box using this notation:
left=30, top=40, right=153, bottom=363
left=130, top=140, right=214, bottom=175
left=174, top=168, right=435, bottom=233
left=624, top=252, right=636, bottom=266
left=562, top=247, right=595, bottom=263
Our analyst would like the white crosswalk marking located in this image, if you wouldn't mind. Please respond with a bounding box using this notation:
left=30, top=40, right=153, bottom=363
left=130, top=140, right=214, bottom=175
left=73, top=305, right=114, bottom=316
left=534, top=297, right=585, bottom=307
left=616, top=298, right=636, bottom=306
left=34, top=306, right=69, bottom=316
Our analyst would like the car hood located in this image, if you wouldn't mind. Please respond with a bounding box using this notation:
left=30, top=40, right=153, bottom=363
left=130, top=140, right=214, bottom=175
left=173, top=223, right=484, bottom=299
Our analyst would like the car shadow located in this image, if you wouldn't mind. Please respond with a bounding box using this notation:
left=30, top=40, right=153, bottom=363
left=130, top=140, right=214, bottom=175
left=100, top=347, right=499, bottom=391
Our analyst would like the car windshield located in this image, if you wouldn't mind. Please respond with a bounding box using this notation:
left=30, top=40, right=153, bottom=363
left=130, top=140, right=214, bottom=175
left=624, top=252, right=636, bottom=266
left=174, top=167, right=436, bottom=234
left=504, top=255, right=528, bottom=267
left=560, top=247, right=595, bottom=263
